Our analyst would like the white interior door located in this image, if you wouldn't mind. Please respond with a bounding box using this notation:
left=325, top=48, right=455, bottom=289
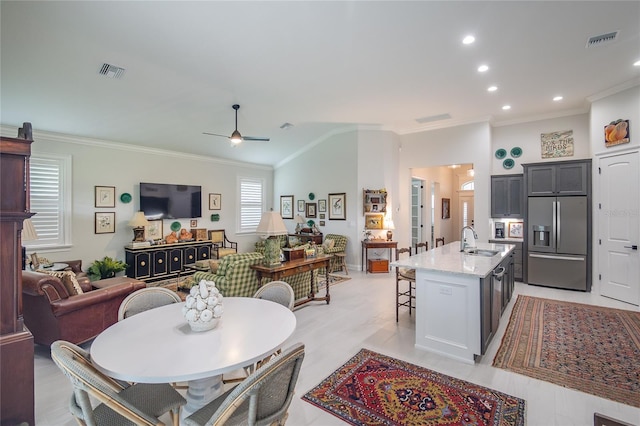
left=457, top=192, right=474, bottom=240
left=599, top=151, right=639, bottom=305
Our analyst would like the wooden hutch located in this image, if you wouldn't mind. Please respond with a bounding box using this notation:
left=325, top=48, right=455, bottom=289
left=1, top=125, right=35, bottom=425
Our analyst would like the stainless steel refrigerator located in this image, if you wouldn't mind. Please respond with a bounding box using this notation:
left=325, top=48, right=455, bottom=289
left=527, top=196, right=588, bottom=290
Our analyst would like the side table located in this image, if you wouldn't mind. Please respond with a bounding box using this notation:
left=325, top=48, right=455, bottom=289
left=361, top=240, right=397, bottom=273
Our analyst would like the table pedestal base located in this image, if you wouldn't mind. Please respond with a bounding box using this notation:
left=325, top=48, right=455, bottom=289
left=181, top=375, right=224, bottom=420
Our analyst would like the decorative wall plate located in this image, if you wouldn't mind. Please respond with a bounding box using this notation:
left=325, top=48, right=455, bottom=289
left=503, top=158, right=515, bottom=169
left=307, top=219, right=315, bottom=226
left=510, top=147, right=523, bottom=158
left=170, top=221, right=181, bottom=232
left=495, top=148, right=507, bottom=159
left=308, top=192, right=315, bottom=200
left=120, top=193, right=132, bottom=203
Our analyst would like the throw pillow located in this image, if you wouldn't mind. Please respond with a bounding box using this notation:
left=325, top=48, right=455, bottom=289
left=209, top=259, right=221, bottom=273
left=323, top=239, right=335, bottom=250
left=37, top=270, right=84, bottom=296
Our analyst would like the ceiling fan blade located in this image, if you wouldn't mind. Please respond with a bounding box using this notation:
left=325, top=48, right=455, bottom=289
left=203, top=132, right=230, bottom=138
left=242, top=136, right=271, bottom=142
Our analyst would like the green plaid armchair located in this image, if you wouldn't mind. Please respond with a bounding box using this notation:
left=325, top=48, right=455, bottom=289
left=322, top=234, right=348, bottom=273
left=187, top=252, right=316, bottom=301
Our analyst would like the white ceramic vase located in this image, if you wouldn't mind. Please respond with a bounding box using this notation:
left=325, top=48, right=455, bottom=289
left=183, top=280, right=224, bottom=332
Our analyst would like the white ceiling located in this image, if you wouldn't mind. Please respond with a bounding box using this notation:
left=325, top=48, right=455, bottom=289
left=2, top=1, right=639, bottom=166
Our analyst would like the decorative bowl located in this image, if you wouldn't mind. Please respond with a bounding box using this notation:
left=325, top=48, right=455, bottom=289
left=182, top=280, right=224, bottom=333
left=188, top=318, right=219, bottom=332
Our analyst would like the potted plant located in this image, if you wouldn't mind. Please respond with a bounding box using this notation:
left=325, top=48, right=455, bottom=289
left=88, top=256, right=127, bottom=281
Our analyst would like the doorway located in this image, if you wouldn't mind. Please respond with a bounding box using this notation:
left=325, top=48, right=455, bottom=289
left=411, top=178, right=425, bottom=247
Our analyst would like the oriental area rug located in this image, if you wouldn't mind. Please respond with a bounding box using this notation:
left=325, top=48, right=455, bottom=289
left=318, top=273, right=351, bottom=288
left=493, top=295, right=640, bottom=407
left=303, top=348, right=525, bottom=426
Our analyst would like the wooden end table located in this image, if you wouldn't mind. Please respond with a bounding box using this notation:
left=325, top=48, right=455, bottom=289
left=361, top=240, right=397, bottom=273
left=251, top=255, right=331, bottom=307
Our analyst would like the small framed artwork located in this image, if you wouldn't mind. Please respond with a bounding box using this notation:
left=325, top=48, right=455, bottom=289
left=95, top=186, right=115, bottom=208
left=319, top=213, right=325, bottom=219
left=95, top=212, right=115, bottom=234
left=328, top=193, right=346, bottom=220
left=365, top=213, right=384, bottom=229
left=319, top=220, right=325, bottom=226
left=306, top=202, right=317, bottom=218
left=145, top=220, right=163, bottom=240
left=508, top=222, right=524, bottom=239
left=604, top=119, right=630, bottom=147
left=280, top=195, right=294, bottom=219
left=30, top=253, right=40, bottom=270
left=318, top=199, right=327, bottom=212
left=190, top=219, right=198, bottom=227
left=442, top=198, right=450, bottom=219
left=298, top=199, right=305, bottom=212
left=209, top=193, right=221, bottom=210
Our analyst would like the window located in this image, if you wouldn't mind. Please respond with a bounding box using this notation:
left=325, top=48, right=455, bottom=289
left=238, top=177, right=264, bottom=233
left=461, top=181, right=474, bottom=191
left=27, top=154, right=72, bottom=248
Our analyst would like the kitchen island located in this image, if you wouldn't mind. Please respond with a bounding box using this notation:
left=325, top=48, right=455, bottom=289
left=391, top=241, right=515, bottom=364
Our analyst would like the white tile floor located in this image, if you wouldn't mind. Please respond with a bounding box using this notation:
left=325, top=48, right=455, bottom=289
left=34, top=270, right=640, bottom=426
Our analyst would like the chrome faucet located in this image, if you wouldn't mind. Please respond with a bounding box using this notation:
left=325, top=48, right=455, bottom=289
left=460, top=226, right=478, bottom=252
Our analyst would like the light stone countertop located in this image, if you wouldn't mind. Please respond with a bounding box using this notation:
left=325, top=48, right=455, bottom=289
left=391, top=241, right=515, bottom=278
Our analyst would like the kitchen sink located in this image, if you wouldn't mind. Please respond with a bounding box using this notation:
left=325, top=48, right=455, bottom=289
left=462, top=249, right=500, bottom=257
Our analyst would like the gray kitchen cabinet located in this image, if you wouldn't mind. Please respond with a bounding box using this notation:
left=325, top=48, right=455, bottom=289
left=490, top=240, right=522, bottom=281
left=526, top=160, right=589, bottom=196
left=491, top=174, right=523, bottom=217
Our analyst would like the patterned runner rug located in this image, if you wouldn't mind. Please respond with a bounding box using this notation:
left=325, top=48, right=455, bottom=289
left=303, top=348, right=525, bottom=425
left=493, top=295, right=640, bottom=407
left=317, top=273, right=351, bottom=288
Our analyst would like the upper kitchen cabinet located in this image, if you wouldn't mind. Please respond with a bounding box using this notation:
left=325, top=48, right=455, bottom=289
left=491, top=174, right=523, bottom=217
left=525, top=160, right=590, bottom=196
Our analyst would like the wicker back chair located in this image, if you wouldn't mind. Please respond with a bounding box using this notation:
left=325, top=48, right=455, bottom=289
left=184, top=343, right=305, bottom=426
left=253, top=281, right=295, bottom=311
left=118, top=287, right=182, bottom=321
left=51, top=340, right=186, bottom=426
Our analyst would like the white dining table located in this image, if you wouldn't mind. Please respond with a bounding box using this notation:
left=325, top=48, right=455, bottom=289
left=90, top=297, right=297, bottom=419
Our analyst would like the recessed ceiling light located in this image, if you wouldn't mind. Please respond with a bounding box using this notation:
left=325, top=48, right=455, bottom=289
left=634, top=60, right=640, bottom=67
left=502, top=105, right=511, bottom=110
left=553, top=96, right=563, bottom=101
left=487, top=86, right=498, bottom=92
left=462, top=35, right=475, bottom=45
left=477, top=64, right=489, bottom=73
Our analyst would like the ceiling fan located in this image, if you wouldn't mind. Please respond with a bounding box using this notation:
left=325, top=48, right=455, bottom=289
left=203, top=104, right=270, bottom=145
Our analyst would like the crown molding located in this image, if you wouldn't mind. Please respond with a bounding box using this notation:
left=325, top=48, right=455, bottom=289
left=586, top=77, right=640, bottom=102
left=491, top=107, right=590, bottom=127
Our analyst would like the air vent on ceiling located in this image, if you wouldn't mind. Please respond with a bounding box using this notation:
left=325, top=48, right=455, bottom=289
left=98, top=63, right=126, bottom=79
left=586, top=31, right=619, bottom=48
left=415, top=113, right=451, bottom=124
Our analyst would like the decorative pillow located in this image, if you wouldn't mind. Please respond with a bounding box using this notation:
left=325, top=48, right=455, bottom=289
left=37, top=270, right=84, bottom=296
left=323, top=239, right=335, bottom=250
left=208, top=259, right=221, bottom=273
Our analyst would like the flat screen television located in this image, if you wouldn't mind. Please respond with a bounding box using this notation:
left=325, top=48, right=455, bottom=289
left=139, top=182, right=202, bottom=219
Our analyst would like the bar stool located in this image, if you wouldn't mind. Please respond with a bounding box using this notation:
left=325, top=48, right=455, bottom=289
left=415, top=242, right=428, bottom=254
left=335, top=253, right=349, bottom=275
left=435, top=237, right=445, bottom=247
left=395, top=247, right=415, bottom=322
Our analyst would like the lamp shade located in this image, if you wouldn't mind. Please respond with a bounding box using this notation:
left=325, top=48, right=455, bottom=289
left=256, top=211, right=288, bottom=236
left=295, top=214, right=305, bottom=224
left=22, top=219, right=38, bottom=242
left=384, top=217, right=395, bottom=230
left=128, top=211, right=150, bottom=227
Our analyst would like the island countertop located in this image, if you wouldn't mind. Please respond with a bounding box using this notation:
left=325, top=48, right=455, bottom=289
left=391, top=241, right=515, bottom=278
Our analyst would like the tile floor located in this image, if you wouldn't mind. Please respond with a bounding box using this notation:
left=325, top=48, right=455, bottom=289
left=33, top=270, right=640, bottom=425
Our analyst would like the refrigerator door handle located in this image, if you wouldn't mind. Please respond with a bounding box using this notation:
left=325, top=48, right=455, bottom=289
left=556, top=200, right=561, bottom=249
left=529, top=253, right=585, bottom=261
left=552, top=201, right=557, bottom=249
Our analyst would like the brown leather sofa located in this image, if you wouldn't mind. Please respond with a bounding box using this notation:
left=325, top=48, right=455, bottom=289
left=22, top=263, right=145, bottom=346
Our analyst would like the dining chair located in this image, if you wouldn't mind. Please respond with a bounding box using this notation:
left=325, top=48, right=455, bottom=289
left=395, top=247, right=416, bottom=322
left=184, top=342, right=305, bottom=426
left=117, top=286, right=182, bottom=321
left=253, top=280, right=295, bottom=311
left=414, top=241, right=428, bottom=254
left=50, top=340, right=186, bottom=426
left=435, top=237, right=445, bottom=247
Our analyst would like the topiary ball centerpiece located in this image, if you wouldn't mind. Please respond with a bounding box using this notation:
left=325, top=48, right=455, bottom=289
left=182, top=280, right=224, bottom=332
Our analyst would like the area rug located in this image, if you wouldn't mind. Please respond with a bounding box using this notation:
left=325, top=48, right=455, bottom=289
left=318, top=273, right=351, bottom=288
left=493, top=295, right=640, bottom=407
left=303, top=348, right=525, bottom=425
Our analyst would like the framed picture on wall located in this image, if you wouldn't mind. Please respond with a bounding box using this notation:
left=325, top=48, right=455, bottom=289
left=306, top=202, right=317, bottom=218
left=95, top=212, right=115, bottom=234
left=318, top=199, right=327, bottom=212
left=298, top=199, right=305, bottom=212
left=328, top=193, right=346, bottom=220
left=508, top=221, right=524, bottom=238
left=145, top=220, right=163, bottom=240
left=442, top=198, right=450, bottom=219
left=365, top=213, right=384, bottom=229
left=95, top=186, right=115, bottom=208
left=280, top=195, right=294, bottom=219
left=209, top=193, right=221, bottom=210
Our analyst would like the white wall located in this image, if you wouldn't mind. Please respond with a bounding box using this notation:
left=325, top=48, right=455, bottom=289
left=491, top=113, right=590, bottom=175
left=398, top=122, right=492, bottom=245
left=2, top=126, right=273, bottom=267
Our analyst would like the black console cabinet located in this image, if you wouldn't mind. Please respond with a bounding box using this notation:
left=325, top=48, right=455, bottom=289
left=125, top=241, right=213, bottom=283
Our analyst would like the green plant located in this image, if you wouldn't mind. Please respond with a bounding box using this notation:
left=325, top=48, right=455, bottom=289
left=88, top=256, right=127, bottom=281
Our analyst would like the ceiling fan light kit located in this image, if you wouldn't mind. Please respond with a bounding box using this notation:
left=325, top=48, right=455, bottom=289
left=203, top=104, right=270, bottom=145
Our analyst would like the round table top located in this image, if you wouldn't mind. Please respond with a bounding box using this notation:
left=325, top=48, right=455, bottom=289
left=91, top=297, right=296, bottom=383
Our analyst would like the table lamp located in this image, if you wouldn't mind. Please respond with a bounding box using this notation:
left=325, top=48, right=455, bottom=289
left=22, top=218, right=38, bottom=270
left=128, top=211, right=150, bottom=242
left=294, top=214, right=305, bottom=233
left=384, top=216, right=395, bottom=241
left=256, top=211, right=288, bottom=266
